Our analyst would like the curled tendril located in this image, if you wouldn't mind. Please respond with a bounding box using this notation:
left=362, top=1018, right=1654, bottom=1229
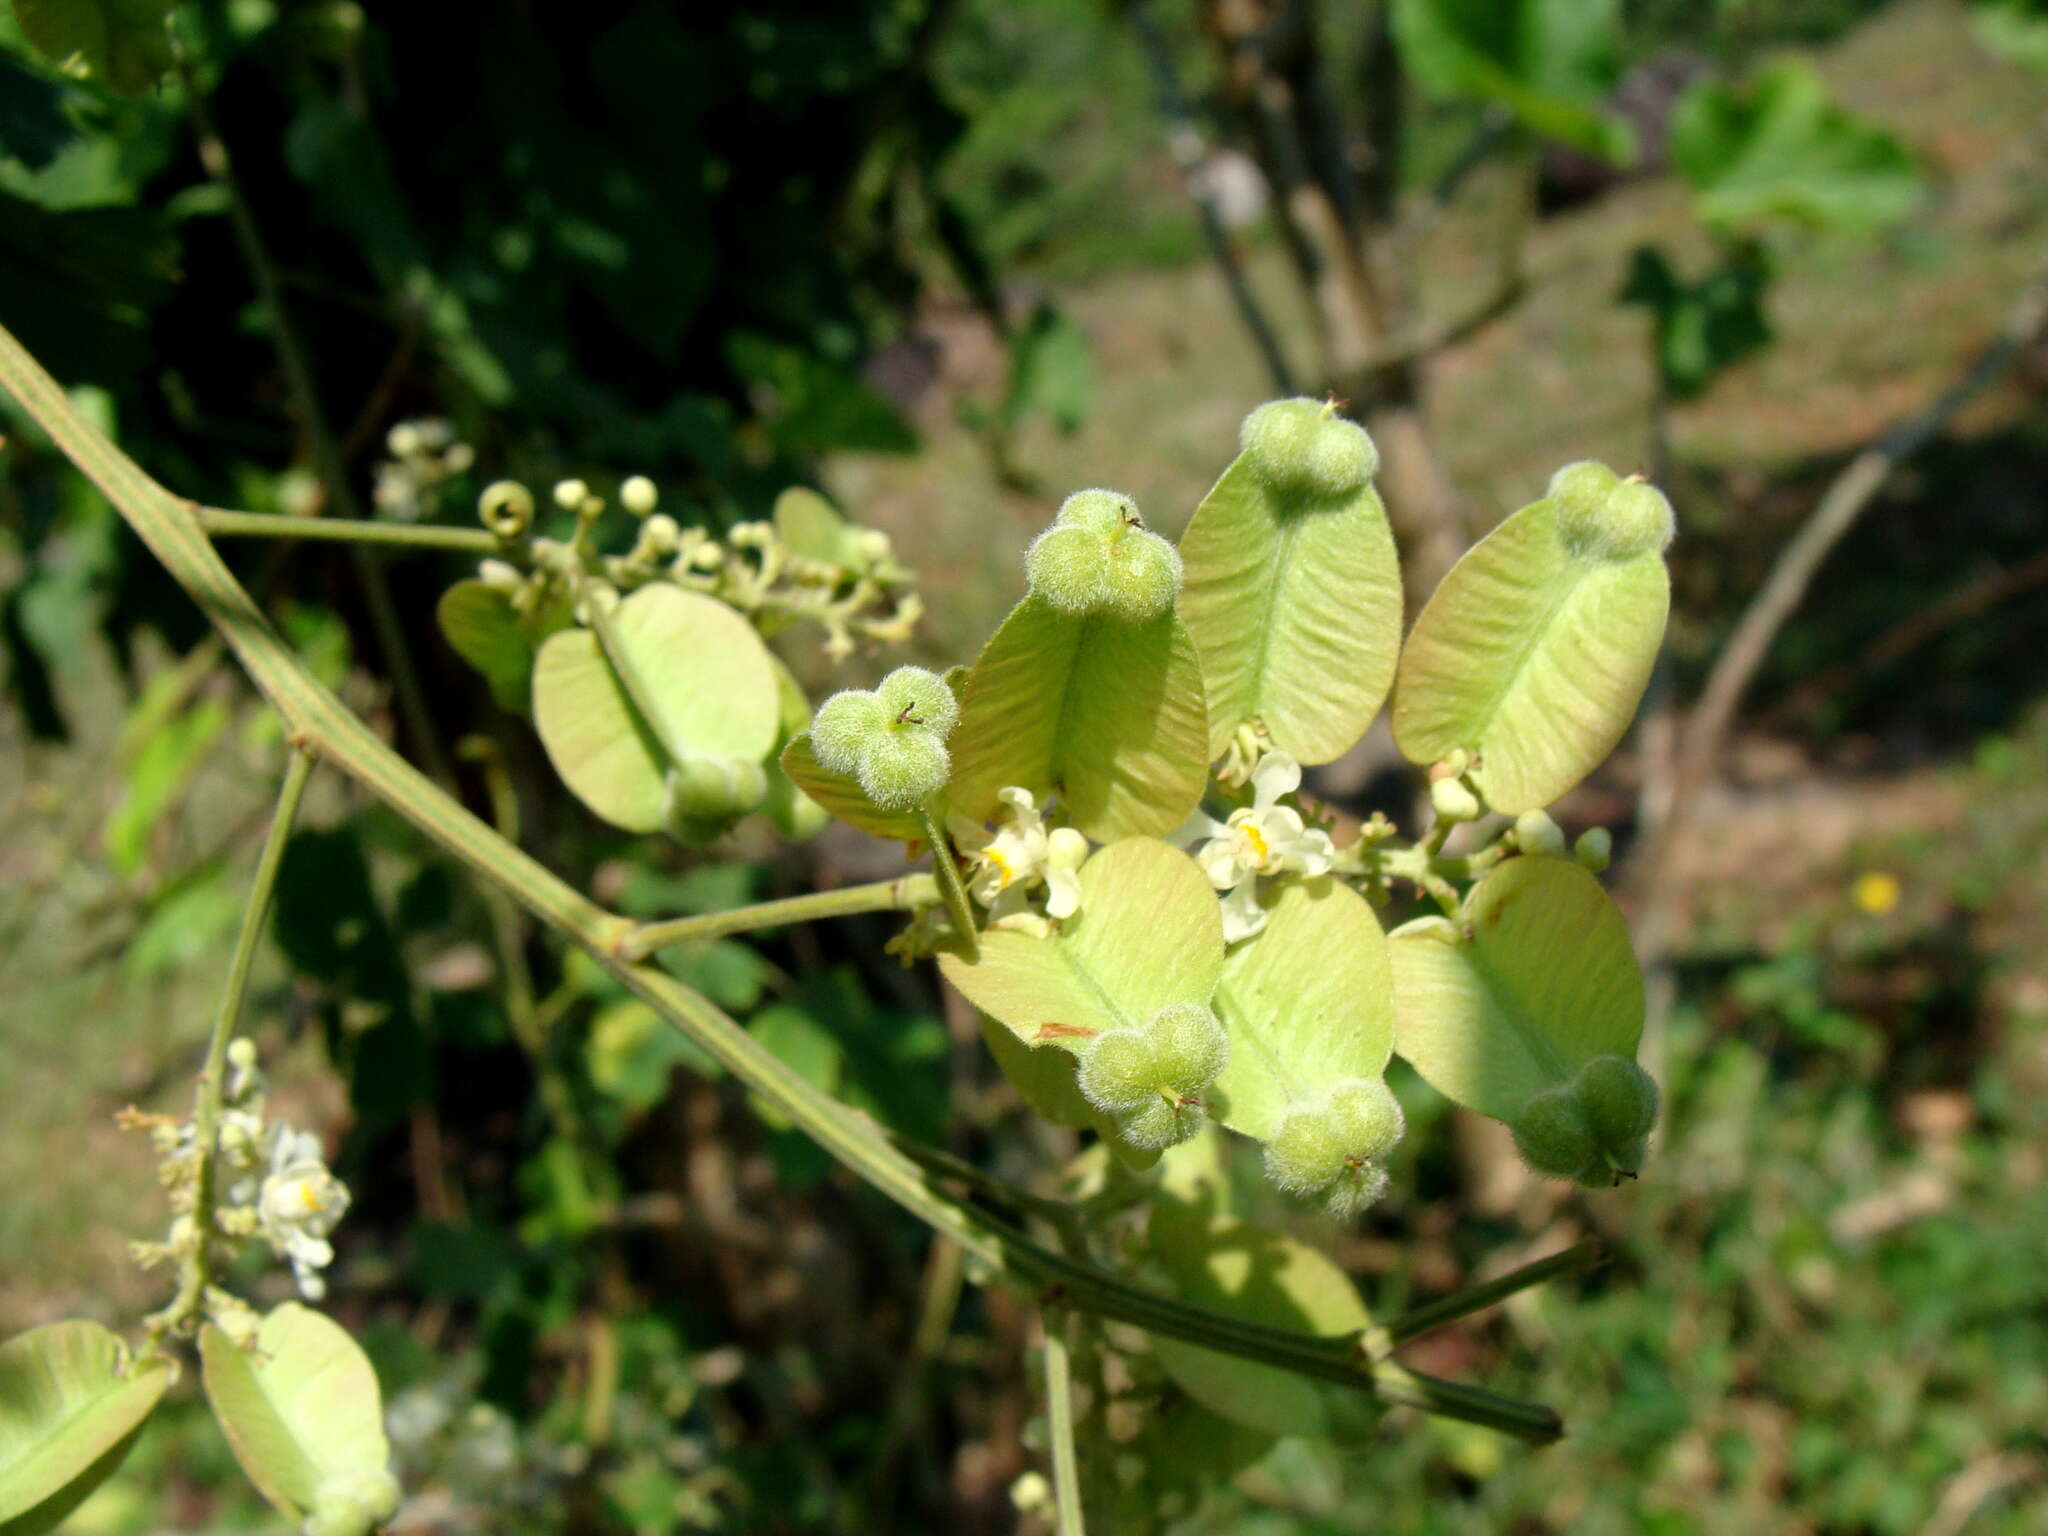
left=477, top=479, right=535, bottom=540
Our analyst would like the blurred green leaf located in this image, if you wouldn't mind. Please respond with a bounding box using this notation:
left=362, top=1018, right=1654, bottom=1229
left=1392, top=0, right=1633, bottom=159
left=1974, top=0, right=2048, bottom=70
left=745, top=1003, right=843, bottom=1132
left=199, top=1305, right=398, bottom=1530
left=0, top=1320, right=172, bottom=1533
left=12, top=0, right=175, bottom=97
left=101, top=696, right=227, bottom=876
left=1669, top=61, right=1922, bottom=232
left=1621, top=241, right=1773, bottom=398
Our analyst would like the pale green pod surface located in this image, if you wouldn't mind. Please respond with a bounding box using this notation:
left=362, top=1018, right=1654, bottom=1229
left=1145, top=1205, right=1380, bottom=1442
left=1179, top=446, right=1401, bottom=764
left=777, top=733, right=926, bottom=842
left=200, top=1304, right=397, bottom=1530
left=532, top=585, right=779, bottom=834
left=1390, top=467, right=1672, bottom=813
left=1209, top=880, right=1394, bottom=1143
left=1574, top=1054, right=1660, bottom=1148
left=664, top=755, right=769, bottom=838
left=1322, top=1162, right=1391, bottom=1220
left=1511, top=1087, right=1600, bottom=1182
left=939, top=838, right=1225, bottom=1050
left=0, top=1321, right=174, bottom=1533
left=1388, top=857, right=1644, bottom=1126
left=874, top=665, right=959, bottom=739
left=947, top=595, right=1208, bottom=841
left=1513, top=808, right=1567, bottom=857
left=854, top=727, right=950, bottom=811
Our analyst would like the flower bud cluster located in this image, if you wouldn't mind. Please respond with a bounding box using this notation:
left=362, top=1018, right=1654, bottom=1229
left=1075, top=1002, right=1229, bottom=1150
left=374, top=418, right=474, bottom=522
left=1025, top=490, right=1183, bottom=622
left=1261, top=1077, right=1405, bottom=1217
left=1239, top=399, right=1379, bottom=502
left=810, top=666, right=958, bottom=810
left=1510, top=1054, right=1659, bottom=1186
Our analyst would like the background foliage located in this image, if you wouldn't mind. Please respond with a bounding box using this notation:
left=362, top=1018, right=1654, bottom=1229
left=3, top=0, right=2047, bottom=1531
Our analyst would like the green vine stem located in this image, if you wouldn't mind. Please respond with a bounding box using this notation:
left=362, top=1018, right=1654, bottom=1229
left=620, top=875, right=939, bottom=960
left=1371, top=1239, right=1608, bottom=1351
left=1043, top=1318, right=1088, bottom=1536
left=918, top=806, right=982, bottom=962
left=0, top=321, right=1561, bottom=1444
left=199, top=507, right=498, bottom=553
left=146, top=746, right=315, bottom=1343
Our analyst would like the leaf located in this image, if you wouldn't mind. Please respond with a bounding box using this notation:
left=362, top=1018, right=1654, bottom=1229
left=1391, top=0, right=1632, bottom=160
left=436, top=581, right=535, bottom=713
left=745, top=1003, right=844, bottom=1132
left=1974, top=0, right=2048, bottom=72
left=1209, top=880, right=1395, bottom=1142
left=1178, top=455, right=1402, bottom=764
left=998, top=302, right=1094, bottom=437
left=939, top=837, right=1224, bottom=1049
left=587, top=998, right=718, bottom=1110
left=1387, top=856, right=1643, bottom=1123
left=1619, top=242, right=1773, bottom=400
left=532, top=584, right=779, bottom=833
left=200, top=1304, right=396, bottom=1527
left=1145, top=1206, right=1379, bottom=1441
left=0, top=1321, right=172, bottom=1531
left=772, top=486, right=857, bottom=566
left=778, top=732, right=926, bottom=842
left=1668, top=62, right=1922, bottom=233
left=13, top=0, right=176, bottom=97
left=1389, top=491, right=1668, bottom=812
left=947, top=594, right=1208, bottom=841
left=102, top=696, right=228, bottom=876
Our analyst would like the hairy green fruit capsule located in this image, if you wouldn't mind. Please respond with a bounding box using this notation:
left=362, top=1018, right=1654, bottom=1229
left=1075, top=1003, right=1228, bottom=1121
left=1023, top=490, right=1182, bottom=621
left=665, top=754, right=768, bottom=831
left=1550, top=460, right=1675, bottom=562
left=1239, top=398, right=1379, bottom=501
left=1514, top=809, right=1566, bottom=858
left=856, top=728, right=950, bottom=810
left=1511, top=1087, right=1599, bottom=1183
left=875, top=665, right=959, bottom=739
left=304, top=1471, right=401, bottom=1536
left=809, top=690, right=887, bottom=779
left=807, top=666, right=958, bottom=809
left=1262, top=1077, right=1405, bottom=1206
left=1574, top=1055, right=1659, bottom=1150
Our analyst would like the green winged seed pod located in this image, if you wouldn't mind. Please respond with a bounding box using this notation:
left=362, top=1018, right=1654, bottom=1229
left=1240, top=398, right=1379, bottom=501
left=1024, top=489, right=1183, bottom=622
left=808, top=665, right=957, bottom=810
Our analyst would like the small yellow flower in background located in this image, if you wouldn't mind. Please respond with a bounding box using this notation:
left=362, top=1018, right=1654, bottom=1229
left=1852, top=870, right=1901, bottom=916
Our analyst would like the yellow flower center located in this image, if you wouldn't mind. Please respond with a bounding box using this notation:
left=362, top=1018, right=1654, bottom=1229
left=985, top=846, right=1017, bottom=889
left=1237, top=823, right=1270, bottom=864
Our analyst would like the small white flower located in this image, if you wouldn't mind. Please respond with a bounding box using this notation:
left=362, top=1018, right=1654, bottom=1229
left=1174, top=754, right=1334, bottom=943
left=257, top=1124, right=350, bottom=1301
left=950, top=787, right=1089, bottom=930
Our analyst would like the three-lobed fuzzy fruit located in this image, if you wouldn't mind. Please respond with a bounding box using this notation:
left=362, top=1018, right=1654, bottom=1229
left=1549, top=461, right=1675, bottom=563
left=1511, top=1055, right=1659, bottom=1186
left=1239, top=398, right=1379, bottom=502
left=810, top=665, right=958, bottom=810
left=1024, top=489, right=1183, bottom=622
left=302, top=1471, right=401, bottom=1536
left=1262, top=1077, right=1406, bottom=1213
left=1076, top=1002, right=1228, bottom=1149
